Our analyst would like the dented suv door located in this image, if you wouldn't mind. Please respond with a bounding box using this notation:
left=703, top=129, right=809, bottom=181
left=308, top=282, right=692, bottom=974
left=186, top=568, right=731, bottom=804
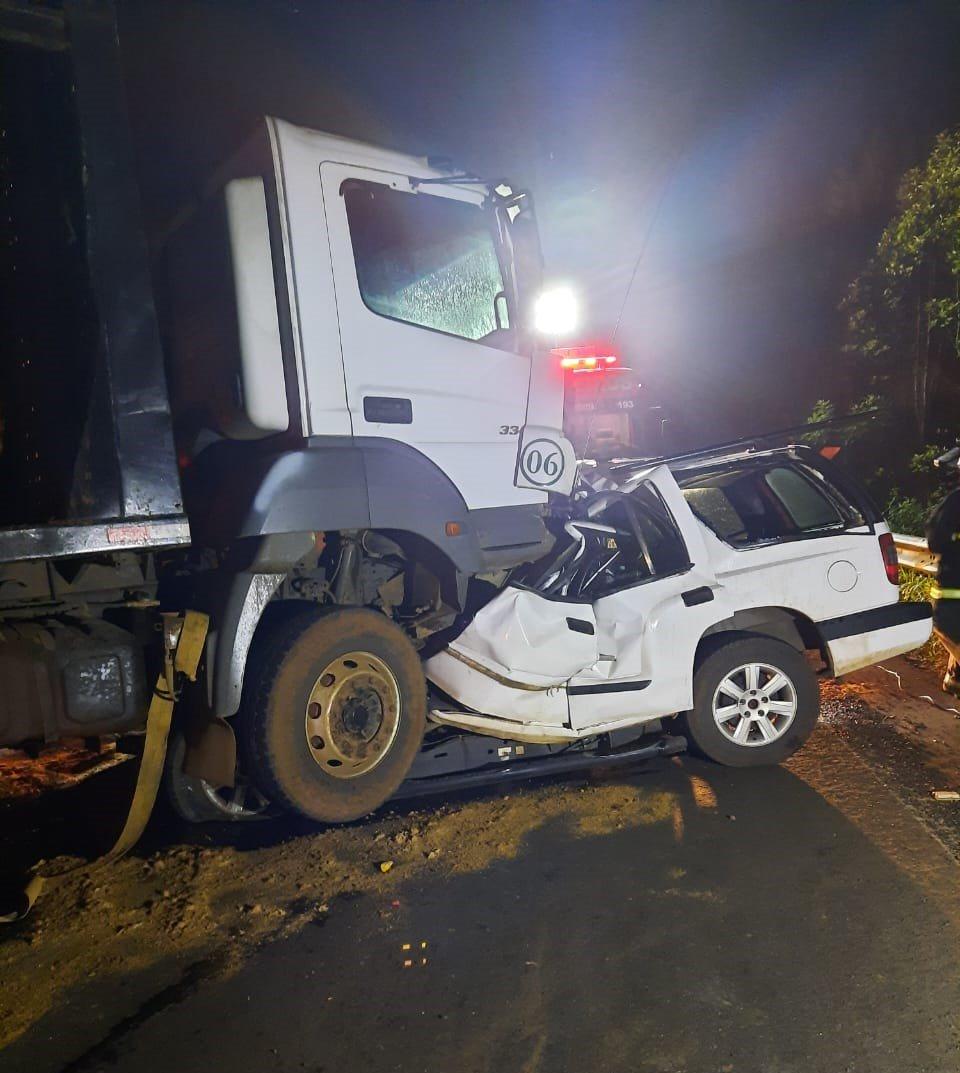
left=424, top=587, right=599, bottom=730
left=426, top=465, right=730, bottom=732
left=566, top=466, right=730, bottom=730
left=446, top=588, right=599, bottom=687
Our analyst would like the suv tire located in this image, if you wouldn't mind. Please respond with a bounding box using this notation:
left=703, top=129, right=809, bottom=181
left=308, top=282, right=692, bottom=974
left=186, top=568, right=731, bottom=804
left=682, top=636, right=818, bottom=766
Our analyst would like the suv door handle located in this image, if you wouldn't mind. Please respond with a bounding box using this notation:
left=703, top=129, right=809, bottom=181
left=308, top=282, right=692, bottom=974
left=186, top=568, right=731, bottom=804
left=681, top=586, right=714, bottom=607
left=566, top=617, right=595, bottom=635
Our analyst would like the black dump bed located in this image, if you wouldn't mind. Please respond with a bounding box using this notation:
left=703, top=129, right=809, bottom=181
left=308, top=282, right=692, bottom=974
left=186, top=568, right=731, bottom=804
left=0, top=0, right=187, bottom=562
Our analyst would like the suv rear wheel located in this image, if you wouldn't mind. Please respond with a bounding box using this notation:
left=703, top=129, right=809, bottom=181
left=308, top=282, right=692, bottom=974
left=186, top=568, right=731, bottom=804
left=682, top=636, right=818, bottom=766
left=241, top=608, right=426, bottom=822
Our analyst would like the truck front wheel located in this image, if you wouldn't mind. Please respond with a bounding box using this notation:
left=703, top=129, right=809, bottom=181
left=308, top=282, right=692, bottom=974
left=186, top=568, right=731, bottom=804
left=241, top=608, right=426, bottom=822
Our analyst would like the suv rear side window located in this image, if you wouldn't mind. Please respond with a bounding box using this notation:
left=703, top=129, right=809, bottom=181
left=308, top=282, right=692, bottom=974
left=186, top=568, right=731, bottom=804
left=342, top=181, right=510, bottom=346
left=764, top=467, right=841, bottom=531
left=679, top=464, right=850, bottom=547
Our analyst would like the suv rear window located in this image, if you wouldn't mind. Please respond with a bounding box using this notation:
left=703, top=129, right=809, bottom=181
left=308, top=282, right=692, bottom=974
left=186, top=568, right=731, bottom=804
left=679, top=463, right=858, bottom=547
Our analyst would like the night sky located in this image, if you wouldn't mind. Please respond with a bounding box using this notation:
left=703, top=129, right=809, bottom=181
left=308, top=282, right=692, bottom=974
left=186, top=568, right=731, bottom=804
left=121, top=0, right=960, bottom=448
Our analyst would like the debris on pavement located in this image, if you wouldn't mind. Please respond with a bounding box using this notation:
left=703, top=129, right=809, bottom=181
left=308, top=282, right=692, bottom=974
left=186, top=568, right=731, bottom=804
left=0, top=780, right=673, bottom=1051
left=0, top=742, right=132, bottom=798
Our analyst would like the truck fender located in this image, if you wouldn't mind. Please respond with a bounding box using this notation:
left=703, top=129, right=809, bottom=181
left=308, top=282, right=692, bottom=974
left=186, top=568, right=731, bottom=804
left=187, top=438, right=486, bottom=575
left=210, top=533, right=314, bottom=718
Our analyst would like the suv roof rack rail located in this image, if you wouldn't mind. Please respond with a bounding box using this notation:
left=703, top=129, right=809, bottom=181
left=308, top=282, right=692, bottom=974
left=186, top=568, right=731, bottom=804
left=607, top=410, right=882, bottom=473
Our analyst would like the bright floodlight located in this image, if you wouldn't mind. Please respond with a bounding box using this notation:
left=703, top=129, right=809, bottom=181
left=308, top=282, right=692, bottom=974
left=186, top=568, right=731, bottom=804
left=533, top=285, right=579, bottom=337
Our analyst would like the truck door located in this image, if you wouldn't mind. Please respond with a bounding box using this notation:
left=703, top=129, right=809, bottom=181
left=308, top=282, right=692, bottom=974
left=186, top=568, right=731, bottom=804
left=566, top=467, right=728, bottom=731
left=319, top=163, right=537, bottom=510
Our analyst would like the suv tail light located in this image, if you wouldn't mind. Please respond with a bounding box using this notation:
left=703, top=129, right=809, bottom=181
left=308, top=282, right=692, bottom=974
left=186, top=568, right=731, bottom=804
left=878, top=532, right=899, bottom=585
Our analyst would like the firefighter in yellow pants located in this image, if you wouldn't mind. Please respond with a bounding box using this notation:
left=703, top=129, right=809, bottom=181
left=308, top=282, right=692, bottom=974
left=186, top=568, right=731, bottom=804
left=927, top=447, right=960, bottom=696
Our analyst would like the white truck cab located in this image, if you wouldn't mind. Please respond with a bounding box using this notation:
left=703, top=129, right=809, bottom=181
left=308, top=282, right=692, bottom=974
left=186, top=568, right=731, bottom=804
left=167, top=119, right=576, bottom=544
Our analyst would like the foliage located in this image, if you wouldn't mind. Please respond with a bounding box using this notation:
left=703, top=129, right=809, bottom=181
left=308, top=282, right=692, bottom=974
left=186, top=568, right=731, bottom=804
left=898, top=565, right=934, bottom=605
left=883, top=488, right=934, bottom=536
left=802, top=397, right=948, bottom=533
left=801, top=135, right=960, bottom=520
left=842, top=129, right=960, bottom=441
left=909, top=442, right=948, bottom=474
left=801, top=394, right=882, bottom=447
left=880, top=444, right=948, bottom=534
left=804, top=398, right=834, bottom=431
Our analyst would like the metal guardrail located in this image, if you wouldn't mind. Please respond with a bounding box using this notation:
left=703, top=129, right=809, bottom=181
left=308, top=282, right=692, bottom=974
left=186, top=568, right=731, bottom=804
left=894, top=533, right=938, bottom=577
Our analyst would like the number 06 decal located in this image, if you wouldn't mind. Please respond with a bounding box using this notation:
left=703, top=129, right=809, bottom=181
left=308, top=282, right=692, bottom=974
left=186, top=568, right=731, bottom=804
left=519, top=438, right=565, bottom=487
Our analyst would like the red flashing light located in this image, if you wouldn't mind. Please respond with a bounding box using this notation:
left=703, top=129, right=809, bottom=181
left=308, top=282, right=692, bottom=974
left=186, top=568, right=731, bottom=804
left=553, top=343, right=622, bottom=373
left=559, top=354, right=617, bottom=370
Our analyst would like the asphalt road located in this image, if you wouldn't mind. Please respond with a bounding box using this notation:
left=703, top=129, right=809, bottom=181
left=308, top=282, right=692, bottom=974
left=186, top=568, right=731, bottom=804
left=3, top=709, right=959, bottom=1073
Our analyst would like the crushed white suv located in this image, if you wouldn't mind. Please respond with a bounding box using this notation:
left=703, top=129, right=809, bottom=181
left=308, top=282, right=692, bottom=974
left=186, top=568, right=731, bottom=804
left=424, top=445, right=932, bottom=767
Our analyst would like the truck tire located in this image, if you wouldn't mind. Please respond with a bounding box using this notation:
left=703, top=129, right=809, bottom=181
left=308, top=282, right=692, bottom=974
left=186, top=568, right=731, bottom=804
left=240, top=607, right=426, bottom=822
left=164, top=730, right=272, bottom=823
left=682, top=636, right=818, bottom=767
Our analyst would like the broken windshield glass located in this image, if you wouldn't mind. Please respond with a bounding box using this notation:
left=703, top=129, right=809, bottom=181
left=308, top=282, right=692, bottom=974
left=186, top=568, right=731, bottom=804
left=512, top=482, right=689, bottom=599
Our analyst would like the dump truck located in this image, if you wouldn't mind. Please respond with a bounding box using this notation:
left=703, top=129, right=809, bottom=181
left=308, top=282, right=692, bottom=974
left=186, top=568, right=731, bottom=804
left=0, top=0, right=579, bottom=825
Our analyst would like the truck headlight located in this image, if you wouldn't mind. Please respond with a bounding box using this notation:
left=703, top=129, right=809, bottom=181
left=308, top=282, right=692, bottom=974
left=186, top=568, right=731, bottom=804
left=533, top=285, right=579, bottom=337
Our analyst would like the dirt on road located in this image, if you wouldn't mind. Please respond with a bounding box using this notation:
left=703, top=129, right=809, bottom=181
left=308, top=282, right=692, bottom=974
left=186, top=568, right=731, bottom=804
left=0, top=767, right=674, bottom=1051
left=1, top=654, right=959, bottom=1063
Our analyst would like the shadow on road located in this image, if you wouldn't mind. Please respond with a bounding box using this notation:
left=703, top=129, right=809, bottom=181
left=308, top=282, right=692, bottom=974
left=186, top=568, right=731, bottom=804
left=3, top=743, right=958, bottom=1073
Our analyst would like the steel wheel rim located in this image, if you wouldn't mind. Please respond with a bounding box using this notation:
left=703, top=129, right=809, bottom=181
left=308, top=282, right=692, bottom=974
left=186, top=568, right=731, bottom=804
left=712, top=661, right=798, bottom=747
left=200, top=778, right=271, bottom=819
left=304, top=650, right=401, bottom=778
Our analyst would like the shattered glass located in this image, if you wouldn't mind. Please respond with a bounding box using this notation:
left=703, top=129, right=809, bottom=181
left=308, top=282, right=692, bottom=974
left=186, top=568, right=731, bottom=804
left=512, top=483, right=689, bottom=600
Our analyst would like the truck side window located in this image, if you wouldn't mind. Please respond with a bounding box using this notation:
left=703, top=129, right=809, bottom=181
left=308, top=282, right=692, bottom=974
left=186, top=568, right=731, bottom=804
left=342, top=181, right=511, bottom=346
left=679, top=464, right=845, bottom=547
